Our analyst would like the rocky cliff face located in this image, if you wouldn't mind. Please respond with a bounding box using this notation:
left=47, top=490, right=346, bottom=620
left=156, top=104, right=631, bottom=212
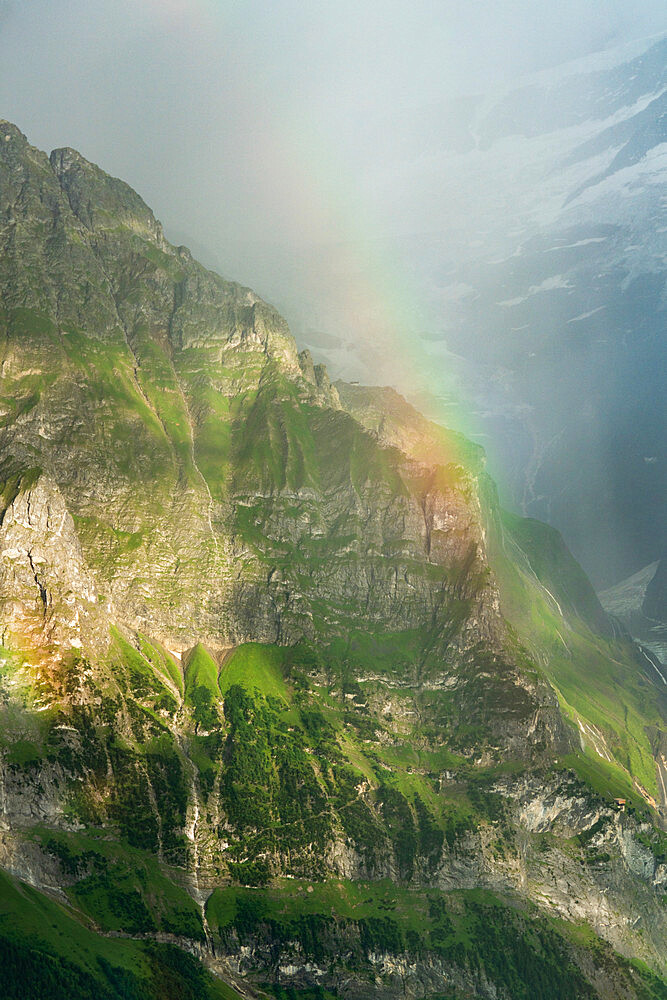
left=0, top=469, right=107, bottom=654
left=0, top=120, right=562, bottom=753
left=0, top=122, right=665, bottom=1000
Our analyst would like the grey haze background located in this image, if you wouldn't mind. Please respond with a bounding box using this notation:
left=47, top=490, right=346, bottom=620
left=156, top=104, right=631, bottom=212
left=1, top=0, right=666, bottom=588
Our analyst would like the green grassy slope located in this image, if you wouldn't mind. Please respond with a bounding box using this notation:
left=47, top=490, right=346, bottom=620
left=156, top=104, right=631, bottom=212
left=219, top=644, right=289, bottom=701
left=1, top=604, right=666, bottom=993
left=205, top=880, right=667, bottom=1000
left=487, top=499, right=665, bottom=802
left=0, top=869, right=235, bottom=1000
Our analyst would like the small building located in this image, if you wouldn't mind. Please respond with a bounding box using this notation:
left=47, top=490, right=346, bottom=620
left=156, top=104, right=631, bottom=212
left=614, top=798, right=626, bottom=811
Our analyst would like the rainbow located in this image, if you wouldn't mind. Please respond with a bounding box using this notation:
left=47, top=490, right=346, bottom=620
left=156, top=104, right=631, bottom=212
left=139, top=0, right=483, bottom=455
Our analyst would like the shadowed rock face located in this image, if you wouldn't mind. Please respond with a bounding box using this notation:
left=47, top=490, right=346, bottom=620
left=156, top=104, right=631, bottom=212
left=644, top=559, right=667, bottom=622
left=0, top=121, right=665, bottom=1000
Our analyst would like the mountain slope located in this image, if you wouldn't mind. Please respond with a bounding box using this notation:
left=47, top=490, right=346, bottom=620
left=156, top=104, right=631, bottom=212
left=0, top=122, right=665, bottom=999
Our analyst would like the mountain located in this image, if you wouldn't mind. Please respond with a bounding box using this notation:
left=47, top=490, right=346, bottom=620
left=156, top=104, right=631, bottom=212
left=0, top=121, right=665, bottom=1000
left=427, top=35, right=666, bottom=589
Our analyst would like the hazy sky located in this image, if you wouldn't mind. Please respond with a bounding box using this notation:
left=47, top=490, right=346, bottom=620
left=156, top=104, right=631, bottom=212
left=1, top=0, right=666, bottom=255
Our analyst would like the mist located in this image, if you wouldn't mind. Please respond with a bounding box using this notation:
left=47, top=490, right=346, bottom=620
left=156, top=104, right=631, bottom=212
left=2, top=1, right=663, bottom=248
left=1, top=0, right=665, bottom=586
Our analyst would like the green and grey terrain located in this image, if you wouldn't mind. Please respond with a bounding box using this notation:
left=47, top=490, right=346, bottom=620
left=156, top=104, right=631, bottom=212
left=600, top=560, right=667, bottom=677
left=0, top=121, right=665, bottom=1000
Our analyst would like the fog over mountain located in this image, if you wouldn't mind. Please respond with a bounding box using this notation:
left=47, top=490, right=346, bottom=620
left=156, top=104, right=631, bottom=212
left=1, top=2, right=665, bottom=588
left=1, top=6, right=667, bottom=996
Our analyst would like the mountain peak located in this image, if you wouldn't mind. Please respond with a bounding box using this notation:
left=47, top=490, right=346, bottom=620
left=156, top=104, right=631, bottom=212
left=50, top=144, right=165, bottom=242
left=0, top=119, right=28, bottom=143
left=0, top=119, right=51, bottom=174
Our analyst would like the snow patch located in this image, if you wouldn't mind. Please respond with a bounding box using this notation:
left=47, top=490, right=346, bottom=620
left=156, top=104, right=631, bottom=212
left=544, top=237, right=608, bottom=252
left=498, top=275, right=572, bottom=307
left=567, top=306, right=606, bottom=323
